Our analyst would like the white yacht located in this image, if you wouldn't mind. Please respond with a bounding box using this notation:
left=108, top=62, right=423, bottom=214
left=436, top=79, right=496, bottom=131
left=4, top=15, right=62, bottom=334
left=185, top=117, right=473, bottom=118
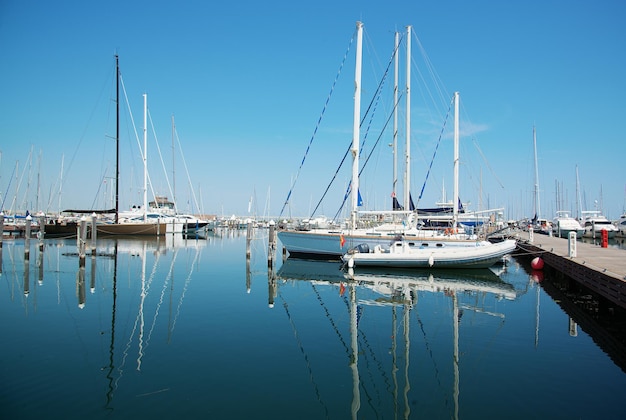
left=581, top=210, right=618, bottom=239
left=552, top=211, right=585, bottom=238
left=615, top=214, right=626, bottom=238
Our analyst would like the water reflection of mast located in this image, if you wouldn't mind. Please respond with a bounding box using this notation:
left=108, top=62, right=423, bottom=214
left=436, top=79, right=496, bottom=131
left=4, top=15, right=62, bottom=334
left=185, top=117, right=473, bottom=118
left=453, top=293, right=459, bottom=420
left=403, top=287, right=411, bottom=419
left=349, top=282, right=360, bottom=420
left=105, top=241, right=118, bottom=407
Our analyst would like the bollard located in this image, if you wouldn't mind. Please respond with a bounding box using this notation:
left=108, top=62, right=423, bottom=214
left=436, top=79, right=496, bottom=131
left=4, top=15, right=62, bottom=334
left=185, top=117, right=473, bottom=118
left=601, top=229, right=608, bottom=248
left=568, top=231, right=577, bottom=257
left=528, top=225, right=534, bottom=243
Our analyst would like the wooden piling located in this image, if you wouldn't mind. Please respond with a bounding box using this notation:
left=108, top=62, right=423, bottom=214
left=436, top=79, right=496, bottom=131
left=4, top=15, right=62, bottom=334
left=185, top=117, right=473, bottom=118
left=38, top=215, right=45, bottom=252
left=78, top=217, right=87, bottom=268
left=91, top=213, right=97, bottom=255
left=246, top=223, right=252, bottom=259
left=24, top=215, right=31, bottom=261
left=0, top=213, right=3, bottom=248
left=268, top=221, right=276, bottom=267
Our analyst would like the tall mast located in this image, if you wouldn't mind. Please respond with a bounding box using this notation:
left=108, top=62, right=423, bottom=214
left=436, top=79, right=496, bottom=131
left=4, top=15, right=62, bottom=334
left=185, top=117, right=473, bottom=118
left=392, top=31, right=399, bottom=209
left=350, top=21, right=363, bottom=230
left=171, top=114, right=176, bottom=210
left=143, top=93, right=148, bottom=222
left=453, top=91, right=459, bottom=228
left=58, top=154, right=64, bottom=214
left=533, top=125, right=541, bottom=220
left=404, top=25, right=411, bottom=211
left=575, top=165, right=582, bottom=219
left=115, top=54, right=120, bottom=224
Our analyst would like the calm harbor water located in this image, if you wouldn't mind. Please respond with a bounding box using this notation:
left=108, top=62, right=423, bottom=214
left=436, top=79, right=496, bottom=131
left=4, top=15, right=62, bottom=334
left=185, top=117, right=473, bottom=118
left=1, top=230, right=625, bottom=419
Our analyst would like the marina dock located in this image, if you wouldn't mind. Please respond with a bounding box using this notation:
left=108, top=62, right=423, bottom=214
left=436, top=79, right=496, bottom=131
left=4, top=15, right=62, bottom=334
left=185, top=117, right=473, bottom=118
left=514, top=232, right=626, bottom=309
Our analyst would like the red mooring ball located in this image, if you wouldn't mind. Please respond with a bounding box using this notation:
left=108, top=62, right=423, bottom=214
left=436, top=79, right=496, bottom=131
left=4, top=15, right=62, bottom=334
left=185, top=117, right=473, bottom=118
left=531, top=257, right=544, bottom=270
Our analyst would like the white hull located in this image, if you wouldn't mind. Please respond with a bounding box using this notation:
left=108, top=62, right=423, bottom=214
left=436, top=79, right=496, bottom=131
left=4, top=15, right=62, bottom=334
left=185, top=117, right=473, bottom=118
left=583, top=227, right=617, bottom=239
left=552, top=213, right=585, bottom=238
left=616, top=215, right=626, bottom=238
left=278, top=228, right=478, bottom=260
left=581, top=211, right=618, bottom=239
left=553, top=227, right=585, bottom=239
left=342, top=239, right=517, bottom=269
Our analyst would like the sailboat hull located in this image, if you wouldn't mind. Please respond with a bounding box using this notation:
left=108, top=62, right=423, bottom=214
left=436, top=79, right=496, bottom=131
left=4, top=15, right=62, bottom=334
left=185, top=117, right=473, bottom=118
left=343, top=239, right=517, bottom=269
left=96, top=223, right=167, bottom=236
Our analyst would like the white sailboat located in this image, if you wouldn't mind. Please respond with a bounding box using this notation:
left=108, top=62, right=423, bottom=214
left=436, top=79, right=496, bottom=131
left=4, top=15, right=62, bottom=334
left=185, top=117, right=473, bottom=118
left=278, top=24, right=494, bottom=259
left=342, top=92, right=516, bottom=269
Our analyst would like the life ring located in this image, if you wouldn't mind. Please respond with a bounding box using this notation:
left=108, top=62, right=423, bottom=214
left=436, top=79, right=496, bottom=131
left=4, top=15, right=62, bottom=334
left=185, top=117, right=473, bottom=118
left=444, top=228, right=451, bottom=235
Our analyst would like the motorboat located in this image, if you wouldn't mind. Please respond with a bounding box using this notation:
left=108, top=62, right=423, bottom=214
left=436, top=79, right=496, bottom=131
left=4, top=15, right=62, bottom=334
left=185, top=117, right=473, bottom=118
left=552, top=211, right=585, bottom=238
left=581, top=210, right=618, bottom=239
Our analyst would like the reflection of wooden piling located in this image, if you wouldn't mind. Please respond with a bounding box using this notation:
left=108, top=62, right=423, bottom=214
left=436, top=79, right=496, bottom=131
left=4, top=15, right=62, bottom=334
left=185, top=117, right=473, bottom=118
left=77, top=266, right=86, bottom=309
left=246, top=258, right=251, bottom=293
left=24, top=215, right=32, bottom=261
left=268, top=266, right=276, bottom=309
left=37, top=245, right=44, bottom=285
left=0, top=213, right=4, bottom=248
left=23, top=260, right=30, bottom=297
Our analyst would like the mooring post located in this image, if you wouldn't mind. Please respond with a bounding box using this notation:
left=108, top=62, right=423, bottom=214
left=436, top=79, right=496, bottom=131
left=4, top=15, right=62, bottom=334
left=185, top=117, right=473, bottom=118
left=568, top=231, right=577, bottom=258
left=91, top=213, right=97, bottom=256
left=246, top=223, right=252, bottom=259
left=24, top=215, right=32, bottom=261
left=79, top=216, right=87, bottom=268
left=38, top=214, right=45, bottom=252
left=528, top=224, right=534, bottom=243
left=0, top=212, right=4, bottom=249
left=268, top=220, right=276, bottom=268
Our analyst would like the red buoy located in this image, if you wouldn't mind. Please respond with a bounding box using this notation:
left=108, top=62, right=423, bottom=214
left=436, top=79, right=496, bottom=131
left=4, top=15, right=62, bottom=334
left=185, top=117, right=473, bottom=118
left=531, top=257, right=544, bottom=270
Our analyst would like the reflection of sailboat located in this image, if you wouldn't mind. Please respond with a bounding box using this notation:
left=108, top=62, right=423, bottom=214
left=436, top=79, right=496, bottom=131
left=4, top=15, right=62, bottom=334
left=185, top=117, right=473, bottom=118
left=275, top=258, right=515, bottom=418
left=100, top=237, right=202, bottom=405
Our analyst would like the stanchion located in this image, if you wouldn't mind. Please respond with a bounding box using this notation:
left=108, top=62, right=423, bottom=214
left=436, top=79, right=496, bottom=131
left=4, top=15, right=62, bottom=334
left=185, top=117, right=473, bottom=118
left=568, top=231, right=577, bottom=257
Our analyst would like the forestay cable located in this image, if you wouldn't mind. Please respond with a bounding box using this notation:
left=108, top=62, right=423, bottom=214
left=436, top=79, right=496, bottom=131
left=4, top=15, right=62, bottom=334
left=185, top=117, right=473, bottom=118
left=278, top=29, right=357, bottom=219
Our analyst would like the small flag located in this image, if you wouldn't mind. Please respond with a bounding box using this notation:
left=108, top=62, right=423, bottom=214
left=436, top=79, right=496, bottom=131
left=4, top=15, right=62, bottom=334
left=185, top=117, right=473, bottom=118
left=339, top=283, right=346, bottom=296
left=358, top=189, right=363, bottom=207
left=340, top=234, right=346, bottom=248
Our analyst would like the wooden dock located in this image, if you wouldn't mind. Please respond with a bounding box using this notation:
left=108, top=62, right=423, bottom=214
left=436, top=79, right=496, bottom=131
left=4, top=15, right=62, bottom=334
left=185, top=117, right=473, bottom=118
left=514, top=232, right=626, bottom=309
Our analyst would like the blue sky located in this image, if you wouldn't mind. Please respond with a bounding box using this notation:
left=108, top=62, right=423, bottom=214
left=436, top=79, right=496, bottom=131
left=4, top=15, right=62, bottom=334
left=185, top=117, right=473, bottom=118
left=1, top=0, right=625, bottom=221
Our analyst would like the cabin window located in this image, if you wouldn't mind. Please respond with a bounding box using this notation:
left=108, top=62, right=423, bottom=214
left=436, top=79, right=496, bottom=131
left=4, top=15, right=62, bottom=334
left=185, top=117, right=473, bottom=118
left=436, top=243, right=443, bottom=247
